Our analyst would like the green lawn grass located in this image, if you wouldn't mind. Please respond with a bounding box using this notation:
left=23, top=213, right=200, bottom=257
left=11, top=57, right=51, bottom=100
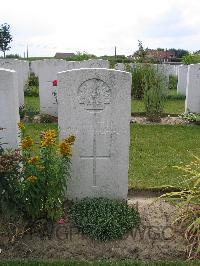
left=24, top=96, right=40, bottom=112
left=1, top=260, right=199, bottom=266
left=129, top=124, right=200, bottom=189
left=132, top=99, right=185, bottom=115
left=24, top=123, right=200, bottom=190
left=132, top=89, right=185, bottom=115
left=25, top=95, right=185, bottom=116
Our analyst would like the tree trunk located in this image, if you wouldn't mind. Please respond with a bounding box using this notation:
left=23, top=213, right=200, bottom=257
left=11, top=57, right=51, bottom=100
left=3, top=51, right=5, bottom=58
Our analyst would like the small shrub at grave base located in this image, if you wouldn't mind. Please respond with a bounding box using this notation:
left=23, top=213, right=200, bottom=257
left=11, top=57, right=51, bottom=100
left=69, top=198, right=140, bottom=242
left=19, top=105, right=39, bottom=122
left=180, top=113, right=200, bottom=125
left=40, top=114, right=58, bottom=123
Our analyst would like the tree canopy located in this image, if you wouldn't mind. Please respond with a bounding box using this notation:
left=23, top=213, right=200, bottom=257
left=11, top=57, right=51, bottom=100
left=0, top=23, right=13, bottom=58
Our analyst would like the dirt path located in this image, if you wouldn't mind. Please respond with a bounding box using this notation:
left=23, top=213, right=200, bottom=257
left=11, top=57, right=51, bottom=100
left=0, top=196, right=187, bottom=261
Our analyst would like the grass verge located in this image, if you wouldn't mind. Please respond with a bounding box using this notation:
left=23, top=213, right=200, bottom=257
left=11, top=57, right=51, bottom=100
left=24, top=123, right=200, bottom=190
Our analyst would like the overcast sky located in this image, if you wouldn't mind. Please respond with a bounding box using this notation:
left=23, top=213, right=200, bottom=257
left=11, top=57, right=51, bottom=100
left=1, top=0, right=200, bottom=57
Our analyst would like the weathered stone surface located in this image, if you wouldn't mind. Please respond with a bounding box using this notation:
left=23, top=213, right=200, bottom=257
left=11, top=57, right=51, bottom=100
left=0, top=68, right=20, bottom=149
left=163, top=64, right=177, bottom=77
left=0, top=59, right=25, bottom=106
left=153, top=64, right=169, bottom=94
left=30, top=60, right=40, bottom=77
left=21, top=60, right=30, bottom=91
left=58, top=68, right=131, bottom=200
left=37, top=59, right=109, bottom=116
left=114, top=63, right=125, bottom=71
left=177, top=65, right=188, bottom=95
left=65, top=59, right=109, bottom=70
left=79, top=59, right=109, bottom=68
left=37, top=59, right=67, bottom=116
left=185, top=64, right=200, bottom=113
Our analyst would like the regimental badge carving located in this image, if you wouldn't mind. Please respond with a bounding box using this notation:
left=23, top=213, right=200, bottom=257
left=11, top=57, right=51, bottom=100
left=78, top=78, right=111, bottom=111
left=89, top=62, right=102, bottom=68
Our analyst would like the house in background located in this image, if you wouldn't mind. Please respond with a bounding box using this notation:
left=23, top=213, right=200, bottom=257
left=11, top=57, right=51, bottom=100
left=54, top=53, right=75, bottom=59
left=146, top=49, right=176, bottom=63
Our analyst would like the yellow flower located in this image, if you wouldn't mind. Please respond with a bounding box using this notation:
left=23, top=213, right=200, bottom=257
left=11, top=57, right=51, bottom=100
left=28, top=156, right=39, bottom=164
left=18, top=122, right=25, bottom=130
left=21, top=136, right=34, bottom=149
left=66, top=135, right=76, bottom=144
left=59, top=135, right=75, bottom=156
left=27, top=175, right=37, bottom=183
left=41, top=129, right=56, bottom=147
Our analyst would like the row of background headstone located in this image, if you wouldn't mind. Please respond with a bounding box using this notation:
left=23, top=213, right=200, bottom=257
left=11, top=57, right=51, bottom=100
left=0, top=58, right=199, bottom=114
left=0, top=68, right=20, bottom=149
left=31, top=59, right=179, bottom=117
left=31, top=59, right=200, bottom=115
left=0, top=61, right=199, bottom=199
left=0, top=66, right=131, bottom=200
left=31, top=59, right=109, bottom=116
left=0, top=59, right=29, bottom=106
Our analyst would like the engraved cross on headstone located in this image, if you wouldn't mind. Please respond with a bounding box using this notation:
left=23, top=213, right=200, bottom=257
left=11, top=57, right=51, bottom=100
left=78, top=78, right=111, bottom=187
left=80, top=113, right=111, bottom=187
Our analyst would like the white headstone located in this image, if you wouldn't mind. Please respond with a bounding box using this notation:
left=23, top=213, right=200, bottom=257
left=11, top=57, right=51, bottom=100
left=177, top=65, right=188, bottom=95
left=163, top=64, right=177, bottom=77
left=58, top=68, right=131, bottom=200
left=65, top=59, right=109, bottom=70
left=185, top=64, right=200, bottom=113
left=21, top=60, right=30, bottom=91
left=0, top=68, right=20, bottom=149
left=37, top=59, right=67, bottom=116
left=0, top=59, right=24, bottom=106
left=174, top=65, right=179, bottom=76
left=114, top=63, right=125, bottom=71
left=38, top=59, right=109, bottom=116
left=30, top=60, right=40, bottom=77
left=153, top=64, right=169, bottom=93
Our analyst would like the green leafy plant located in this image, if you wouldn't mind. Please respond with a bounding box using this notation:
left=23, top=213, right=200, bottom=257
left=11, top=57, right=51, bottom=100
left=66, top=51, right=95, bottom=61
left=19, top=105, right=39, bottom=122
left=26, top=72, right=39, bottom=87
left=143, top=65, right=166, bottom=122
left=160, top=155, right=200, bottom=259
left=131, top=64, right=146, bottom=99
left=24, top=86, right=39, bottom=97
left=69, top=198, right=140, bottom=241
left=24, top=72, right=39, bottom=97
left=167, top=93, right=185, bottom=100
left=180, top=113, right=200, bottom=125
left=19, top=105, right=26, bottom=119
left=182, top=54, right=200, bottom=65
left=168, top=75, right=178, bottom=90
left=19, top=124, right=75, bottom=221
left=0, top=23, right=13, bottom=57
